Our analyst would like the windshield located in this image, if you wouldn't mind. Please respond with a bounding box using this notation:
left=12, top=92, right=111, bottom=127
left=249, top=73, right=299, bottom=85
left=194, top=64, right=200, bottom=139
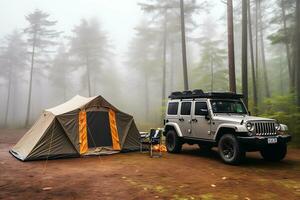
left=210, top=100, right=247, bottom=114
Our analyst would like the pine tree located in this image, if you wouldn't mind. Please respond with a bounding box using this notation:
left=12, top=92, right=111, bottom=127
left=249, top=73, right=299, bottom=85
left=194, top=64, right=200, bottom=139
left=0, top=31, right=26, bottom=127
left=50, top=43, right=70, bottom=102
left=127, top=20, right=161, bottom=121
left=24, top=9, right=60, bottom=126
left=69, top=18, right=110, bottom=97
left=139, top=0, right=206, bottom=119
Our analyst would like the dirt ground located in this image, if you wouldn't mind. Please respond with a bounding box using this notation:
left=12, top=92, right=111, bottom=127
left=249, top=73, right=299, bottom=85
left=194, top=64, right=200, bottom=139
left=0, top=129, right=300, bottom=200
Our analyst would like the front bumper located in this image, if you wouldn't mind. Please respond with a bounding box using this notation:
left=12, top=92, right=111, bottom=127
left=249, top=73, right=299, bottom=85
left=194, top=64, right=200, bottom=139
left=237, top=134, right=292, bottom=149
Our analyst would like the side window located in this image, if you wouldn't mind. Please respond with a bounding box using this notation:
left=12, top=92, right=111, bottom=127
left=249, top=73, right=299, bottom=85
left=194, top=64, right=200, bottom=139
left=195, top=102, right=208, bottom=115
left=167, top=102, right=178, bottom=115
left=180, top=102, right=191, bottom=115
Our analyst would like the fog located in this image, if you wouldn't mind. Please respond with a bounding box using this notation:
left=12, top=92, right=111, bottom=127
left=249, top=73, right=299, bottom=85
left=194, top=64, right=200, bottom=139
left=0, top=0, right=299, bottom=136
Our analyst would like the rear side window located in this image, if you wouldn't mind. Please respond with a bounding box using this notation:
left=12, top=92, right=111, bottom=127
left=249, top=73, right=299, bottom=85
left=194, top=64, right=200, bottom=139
left=180, top=102, right=191, bottom=115
left=195, top=102, right=208, bottom=115
left=167, top=102, right=178, bottom=115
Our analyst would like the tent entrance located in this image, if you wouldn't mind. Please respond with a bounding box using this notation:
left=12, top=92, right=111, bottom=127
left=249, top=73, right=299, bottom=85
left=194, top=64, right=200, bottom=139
left=86, top=111, right=112, bottom=148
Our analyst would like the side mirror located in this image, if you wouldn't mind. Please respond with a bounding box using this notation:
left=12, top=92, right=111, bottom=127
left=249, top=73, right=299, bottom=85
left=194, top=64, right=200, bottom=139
left=200, top=109, right=210, bottom=120
left=205, top=115, right=210, bottom=120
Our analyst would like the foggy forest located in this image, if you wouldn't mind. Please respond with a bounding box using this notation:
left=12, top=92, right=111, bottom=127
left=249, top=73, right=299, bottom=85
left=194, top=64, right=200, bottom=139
left=0, top=0, right=299, bottom=146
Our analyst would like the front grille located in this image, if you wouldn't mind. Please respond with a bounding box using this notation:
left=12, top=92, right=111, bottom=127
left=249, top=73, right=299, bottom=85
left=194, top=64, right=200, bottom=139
left=253, top=122, right=277, bottom=136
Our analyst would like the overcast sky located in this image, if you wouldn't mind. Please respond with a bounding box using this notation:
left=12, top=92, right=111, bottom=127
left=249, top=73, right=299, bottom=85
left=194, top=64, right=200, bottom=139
left=0, top=0, right=226, bottom=68
left=0, top=0, right=143, bottom=57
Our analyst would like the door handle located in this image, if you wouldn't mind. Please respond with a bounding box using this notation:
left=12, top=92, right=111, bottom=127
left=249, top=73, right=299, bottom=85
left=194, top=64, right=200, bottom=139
left=179, top=118, right=184, bottom=121
left=192, top=118, right=198, bottom=122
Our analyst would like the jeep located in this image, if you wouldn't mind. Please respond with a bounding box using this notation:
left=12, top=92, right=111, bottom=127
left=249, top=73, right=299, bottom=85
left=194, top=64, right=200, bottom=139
left=163, top=89, right=292, bottom=164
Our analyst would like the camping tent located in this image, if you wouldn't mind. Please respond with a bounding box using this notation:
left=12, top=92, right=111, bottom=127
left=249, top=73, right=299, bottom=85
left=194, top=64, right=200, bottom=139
left=10, top=95, right=140, bottom=161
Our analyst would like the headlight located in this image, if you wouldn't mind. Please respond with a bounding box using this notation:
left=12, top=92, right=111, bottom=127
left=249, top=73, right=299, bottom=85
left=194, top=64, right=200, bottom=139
left=246, top=122, right=254, bottom=131
left=275, top=122, right=281, bottom=131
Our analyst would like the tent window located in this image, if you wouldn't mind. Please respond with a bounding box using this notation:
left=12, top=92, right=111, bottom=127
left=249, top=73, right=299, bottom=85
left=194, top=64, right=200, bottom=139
left=87, top=111, right=112, bottom=147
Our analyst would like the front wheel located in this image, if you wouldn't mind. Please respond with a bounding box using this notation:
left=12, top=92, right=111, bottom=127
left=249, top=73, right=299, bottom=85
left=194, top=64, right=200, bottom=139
left=260, top=143, right=287, bottom=161
left=218, top=134, right=245, bottom=165
left=166, top=130, right=182, bottom=153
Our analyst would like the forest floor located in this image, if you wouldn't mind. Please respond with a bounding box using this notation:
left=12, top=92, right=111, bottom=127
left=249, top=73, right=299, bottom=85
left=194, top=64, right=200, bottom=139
left=1, top=129, right=300, bottom=200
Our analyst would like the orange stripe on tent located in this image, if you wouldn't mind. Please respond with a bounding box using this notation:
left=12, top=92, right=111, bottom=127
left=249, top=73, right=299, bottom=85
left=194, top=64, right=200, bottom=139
left=108, top=109, right=121, bottom=150
left=79, top=111, right=88, bottom=154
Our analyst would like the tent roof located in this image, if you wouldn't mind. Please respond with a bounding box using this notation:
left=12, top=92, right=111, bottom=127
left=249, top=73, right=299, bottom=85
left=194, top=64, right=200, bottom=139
left=46, top=95, right=97, bottom=115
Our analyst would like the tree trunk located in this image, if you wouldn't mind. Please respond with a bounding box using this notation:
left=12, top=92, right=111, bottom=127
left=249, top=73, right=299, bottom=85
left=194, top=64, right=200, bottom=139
left=210, top=56, right=214, bottom=92
left=255, top=0, right=259, bottom=83
left=295, top=0, right=300, bottom=106
left=86, top=56, right=91, bottom=97
left=242, top=0, right=248, bottom=108
left=25, top=33, right=37, bottom=127
left=170, top=41, right=175, bottom=92
left=63, top=72, right=67, bottom=102
left=258, top=0, right=271, bottom=98
left=281, top=0, right=294, bottom=91
left=4, top=64, right=13, bottom=127
left=144, top=72, right=150, bottom=121
left=279, top=53, right=284, bottom=95
left=161, top=10, right=167, bottom=121
left=227, top=0, right=236, bottom=93
left=180, top=0, right=189, bottom=90
left=247, top=0, right=258, bottom=113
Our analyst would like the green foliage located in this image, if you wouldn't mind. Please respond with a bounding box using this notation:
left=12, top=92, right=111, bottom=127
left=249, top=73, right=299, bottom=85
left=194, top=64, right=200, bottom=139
left=192, top=36, right=228, bottom=92
left=69, top=18, right=112, bottom=96
left=25, top=9, right=61, bottom=51
left=259, top=94, right=300, bottom=146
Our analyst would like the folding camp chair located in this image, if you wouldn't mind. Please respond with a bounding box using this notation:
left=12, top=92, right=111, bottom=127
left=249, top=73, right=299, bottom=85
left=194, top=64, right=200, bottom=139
left=140, top=132, right=150, bottom=153
left=149, top=129, right=162, bottom=158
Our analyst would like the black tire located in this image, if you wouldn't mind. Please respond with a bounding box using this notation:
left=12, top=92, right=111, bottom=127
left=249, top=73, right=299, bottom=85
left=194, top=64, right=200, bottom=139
left=166, top=130, right=182, bottom=153
left=260, top=143, right=287, bottom=162
left=218, top=134, right=245, bottom=165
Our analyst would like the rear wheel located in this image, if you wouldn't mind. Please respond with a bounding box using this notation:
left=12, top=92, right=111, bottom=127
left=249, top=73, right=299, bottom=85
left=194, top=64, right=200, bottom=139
left=218, top=134, right=245, bottom=165
left=260, top=143, right=287, bottom=161
left=166, top=130, right=182, bottom=153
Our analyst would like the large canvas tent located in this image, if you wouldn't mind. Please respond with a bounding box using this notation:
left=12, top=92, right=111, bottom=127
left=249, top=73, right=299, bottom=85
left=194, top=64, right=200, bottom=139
left=10, top=95, right=140, bottom=161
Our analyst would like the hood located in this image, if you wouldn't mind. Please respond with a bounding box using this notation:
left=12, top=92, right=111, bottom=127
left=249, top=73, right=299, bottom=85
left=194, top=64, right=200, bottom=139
left=212, top=114, right=276, bottom=124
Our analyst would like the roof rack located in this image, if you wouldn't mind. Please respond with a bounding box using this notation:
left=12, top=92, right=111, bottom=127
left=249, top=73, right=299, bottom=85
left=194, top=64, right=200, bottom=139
left=168, top=89, right=244, bottom=99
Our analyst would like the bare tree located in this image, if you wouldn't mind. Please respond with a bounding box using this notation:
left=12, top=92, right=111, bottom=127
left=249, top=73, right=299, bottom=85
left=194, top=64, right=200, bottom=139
left=258, top=0, right=271, bottom=98
left=281, top=0, right=294, bottom=91
left=295, top=0, right=300, bottom=106
left=180, top=0, right=189, bottom=90
left=242, top=0, right=248, bottom=107
left=248, top=0, right=258, bottom=113
left=227, top=0, right=236, bottom=93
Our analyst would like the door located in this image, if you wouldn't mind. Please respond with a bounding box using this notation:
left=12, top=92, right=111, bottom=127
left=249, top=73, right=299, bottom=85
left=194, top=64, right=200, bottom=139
left=179, top=101, right=192, bottom=136
left=86, top=111, right=112, bottom=147
left=191, top=101, right=212, bottom=140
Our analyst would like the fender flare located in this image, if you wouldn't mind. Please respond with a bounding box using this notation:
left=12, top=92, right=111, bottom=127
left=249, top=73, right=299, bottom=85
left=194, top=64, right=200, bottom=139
left=213, top=123, right=248, bottom=140
left=164, top=122, right=183, bottom=137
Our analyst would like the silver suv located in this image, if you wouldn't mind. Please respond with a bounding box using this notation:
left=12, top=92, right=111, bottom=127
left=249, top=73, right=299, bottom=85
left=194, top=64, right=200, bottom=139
left=164, top=90, right=292, bottom=164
